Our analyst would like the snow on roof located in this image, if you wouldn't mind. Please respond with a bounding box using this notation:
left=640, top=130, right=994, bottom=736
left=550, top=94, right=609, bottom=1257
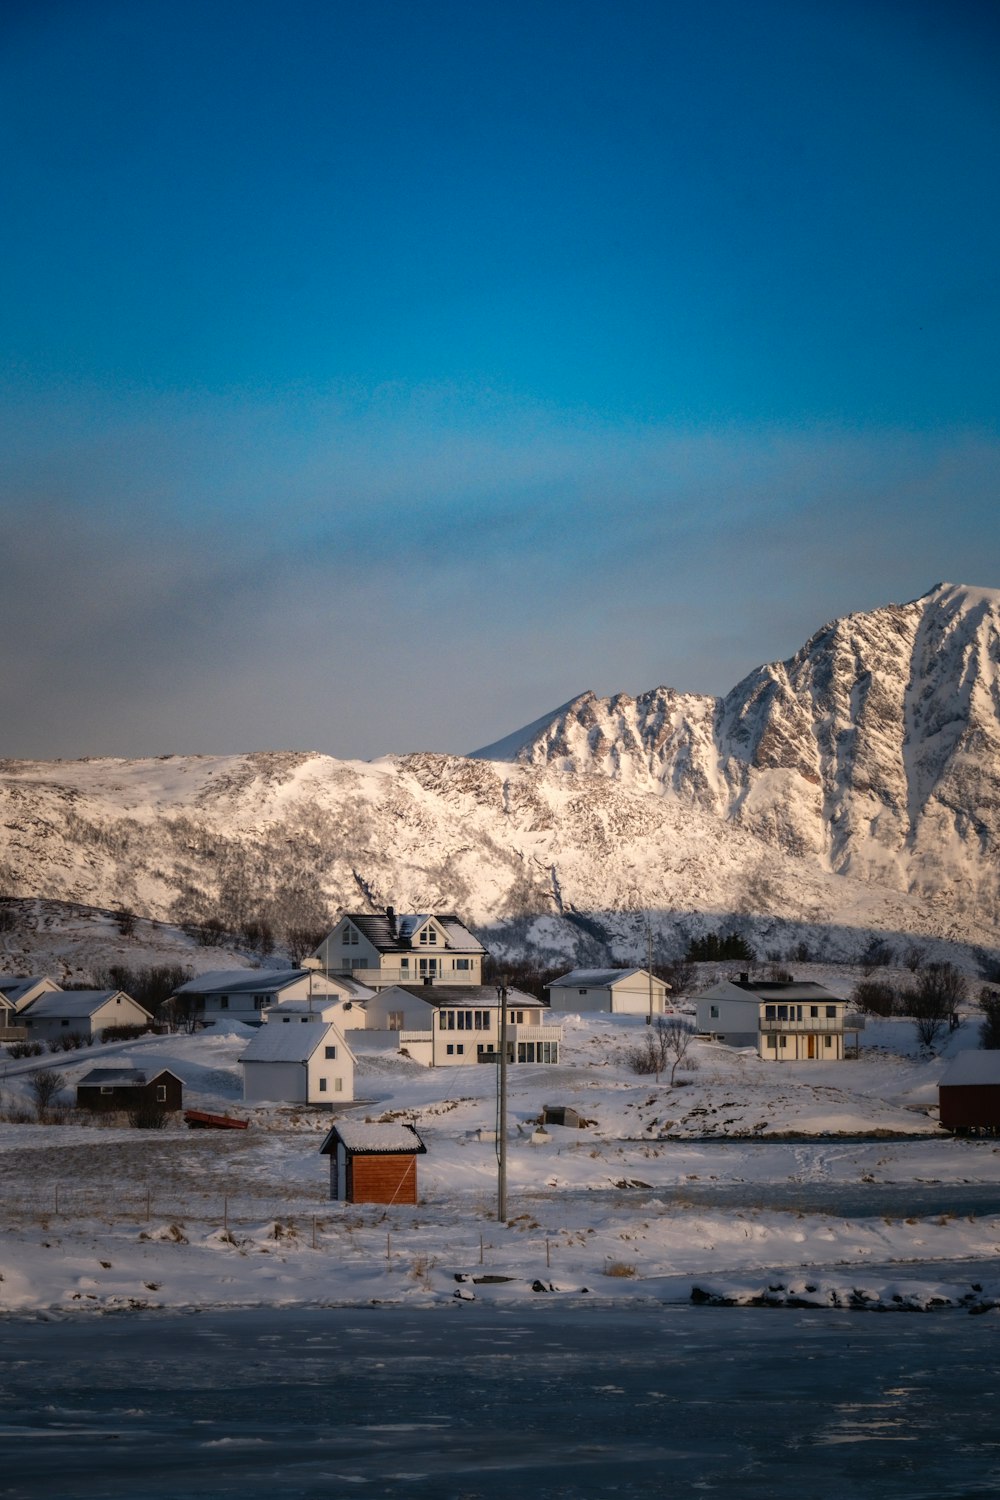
left=939, top=1052, right=1000, bottom=1087
left=319, top=1121, right=426, bottom=1155
left=548, top=969, right=652, bottom=989
left=21, top=990, right=151, bottom=1018
left=385, top=984, right=540, bottom=1008
left=334, top=913, right=485, bottom=954
left=174, top=970, right=308, bottom=996
left=0, top=976, right=60, bottom=1005
left=240, top=1021, right=349, bottom=1065
left=78, top=1068, right=149, bottom=1086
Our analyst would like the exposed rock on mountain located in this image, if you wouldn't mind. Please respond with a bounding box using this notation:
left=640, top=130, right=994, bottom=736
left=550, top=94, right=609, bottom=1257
left=0, top=584, right=997, bottom=967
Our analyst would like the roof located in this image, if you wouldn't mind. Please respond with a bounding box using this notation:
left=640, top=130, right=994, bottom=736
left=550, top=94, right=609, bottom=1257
left=240, top=1021, right=351, bottom=1065
left=728, top=980, right=843, bottom=1002
left=382, top=984, right=541, bottom=1008
left=939, top=1052, right=1000, bottom=1087
left=78, top=1067, right=183, bottom=1087
left=334, top=912, right=485, bottom=955
left=20, top=990, right=152, bottom=1019
left=319, top=1120, right=426, bottom=1155
left=548, top=968, right=664, bottom=989
left=174, top=969, right=315, bottom=997
left=0, top=976, right=60, bottom=1005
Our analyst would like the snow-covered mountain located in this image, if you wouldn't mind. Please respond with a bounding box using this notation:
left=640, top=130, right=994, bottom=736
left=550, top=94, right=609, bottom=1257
left=0, top=583, right=997, bottom=969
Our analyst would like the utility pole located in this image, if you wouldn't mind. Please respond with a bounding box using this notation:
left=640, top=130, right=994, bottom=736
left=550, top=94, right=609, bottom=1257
left=497, top=979, right=508, bottom=1221
left=646, top=922, right=654, bottom=1025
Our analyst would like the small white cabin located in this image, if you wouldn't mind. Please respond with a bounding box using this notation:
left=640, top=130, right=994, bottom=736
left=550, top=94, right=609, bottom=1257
left=547, top=968, right=670, bottom=1016
left=240, top=1021, right=355, bottom=1105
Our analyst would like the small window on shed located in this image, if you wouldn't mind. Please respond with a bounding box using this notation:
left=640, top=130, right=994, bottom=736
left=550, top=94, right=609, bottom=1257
left=710, top=1005, right=719, bottom=1019
left=579, top=988, right=587, bottom=996
left=325, top=1045, right=337, bottom=1060
left=101, top=1086, right=113, bottom=1095
left=156, top=1085, right=167, bottom=1101
left=220, top=997, right=229, bottom=1009
left=61, top=1019, right=70, bottom=1027
left=116, top=996, right=121, bottom=1005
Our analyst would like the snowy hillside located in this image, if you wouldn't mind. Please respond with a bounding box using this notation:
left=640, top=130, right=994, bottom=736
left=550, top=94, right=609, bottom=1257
left=1, top=584, right=998, bottom=968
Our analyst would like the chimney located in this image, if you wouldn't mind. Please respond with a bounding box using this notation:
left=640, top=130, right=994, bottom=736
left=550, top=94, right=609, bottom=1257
left=386, top=904, right=397, bottom=938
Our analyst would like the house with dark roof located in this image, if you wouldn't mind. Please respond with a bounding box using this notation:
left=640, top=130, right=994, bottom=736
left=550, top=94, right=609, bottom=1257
left=19, top=989, right=154, bottom=1044
left=695, top=976, right=862, bottom=1061
left=313, top=908, right=486, bottom=990
left=546, top=968, right=670, bottom=1017
left=77, top=1067, right=184, bottom=1113
left=373, top=983, right=561, bottom=1066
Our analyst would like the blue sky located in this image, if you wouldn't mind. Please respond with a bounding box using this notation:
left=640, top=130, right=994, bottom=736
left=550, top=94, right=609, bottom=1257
left=2, top=0, right=998, bottom=759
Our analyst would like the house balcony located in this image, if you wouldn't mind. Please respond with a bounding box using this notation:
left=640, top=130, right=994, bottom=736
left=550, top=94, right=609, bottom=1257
left=335, top=967, right=479, bottom=988
left=759, top=1013, right=864, bottom=1034
left=0, top=1026, right=28, bottom=1042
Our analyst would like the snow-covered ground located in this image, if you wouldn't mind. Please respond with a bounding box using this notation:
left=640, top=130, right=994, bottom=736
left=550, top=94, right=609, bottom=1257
left=3, top=1008, right=1000, bottom=1316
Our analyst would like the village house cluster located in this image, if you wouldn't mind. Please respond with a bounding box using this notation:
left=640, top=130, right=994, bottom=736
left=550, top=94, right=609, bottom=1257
left=3, top=906, right=868, bottom=1118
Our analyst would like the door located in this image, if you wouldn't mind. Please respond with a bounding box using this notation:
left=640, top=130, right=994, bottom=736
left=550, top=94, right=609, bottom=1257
left=806, top=1035, right=816, bottom=1059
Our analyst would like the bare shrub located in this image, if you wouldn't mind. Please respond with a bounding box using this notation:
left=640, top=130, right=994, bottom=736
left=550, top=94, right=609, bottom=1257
left=99, top=1024, right=151, bottom=1045
left=603, top=1261, right=637, bottom=1278
left=7, top=1041, right=44, bottom=1059
left=906, top=964, right=968, bottom=1051
left=128, top=1102, right=168, bottom=1129
left=29, top=1067, right=66, bottom=1119
left=625, top=1017, right=696, bottom=1084
left=851, top=979, right=899, bottom=1017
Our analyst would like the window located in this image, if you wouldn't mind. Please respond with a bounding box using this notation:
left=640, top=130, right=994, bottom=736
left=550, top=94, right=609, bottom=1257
left=826, top=1005, right=837, bottom=1018
left=513, top=1010, right=524, bottom=1024
left=446, top=1043, right=454, bottom=1055
left=220, top=997, right=229, bottom=1010
left=101, top=1086, right=113, bottom=1095
left=419, top=957, right=438, bottom=975
left=335, top=1078, right=343, bottom=1092
left=156, top=1085, right=167, bottom=1102
left=281, top=1016, right=291, bottom=1023
left=456, top=1043, right=464, bottom=1055
left=779, top=1036, right=787, bottom=1049
left=319, top=1078, right=328, bottom=1092
left=825, top=1036, right=832, bottom=1048
left=343, top=927, right=358, bottom=945
left=255, top=997, right=266, bottom=1010
left=766, top=1034, right=777, bottom=1048
left=454, top=958, right=470, bottom=970
left=710, top=1005, right=719, bottom=1019
left=810, top=1006, right=818, bottom=1018
left=387, top=1010, right=404, bottom=1031
left=61, top=1018, right=70, bottom=1027
left=777, top=1005, right=788, bottom=1020
left=540, top=1041, right=558, bottom=1063
left=419, top=927, right=437, bottom=945
left=579, top=988, right=587, bottom=996
left=400, top=958, right=409, bottom=971
left=474, top=1010, right=489, bottom=1029
left=325, top=1045, right=337, bottom=1060
left=765, top=1005, right=775, bottom=1019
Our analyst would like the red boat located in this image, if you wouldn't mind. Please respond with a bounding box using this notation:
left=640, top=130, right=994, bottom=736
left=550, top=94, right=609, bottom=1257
left=183, top=1109, right=250, bottom=1131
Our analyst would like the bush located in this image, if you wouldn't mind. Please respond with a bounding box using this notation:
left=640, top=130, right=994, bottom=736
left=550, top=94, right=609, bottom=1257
left=905, top=964, right=968, bottom=1051
left=7, top=1041, right=44, bottom=1059
left=980, top=988, right=1000, bottom=1050
left=29, top=1067, right=66, bottom=1119
left=625, top=1017, right=696, bottom=1084
left=99, top=1024, right=151, bottom=1044
left=851, top=979, right=899, bottom=1017
left=128, top=1102, right=168, bottom=1129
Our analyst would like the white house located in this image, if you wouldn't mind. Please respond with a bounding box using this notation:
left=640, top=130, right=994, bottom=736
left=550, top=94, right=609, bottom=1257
left=240, top=1021, right=355, bottom=1105
left=377, top=983, right=562, bottom=1067
left=18, top=989, right=154, bottom=1044
left=169, top=969, right=370, bottom=1026
left=1, top=976, right=64, bottom=1011
left=696, top=977, right=858, bottom=1061
left=313, top=908, right=485, bottom=989
left=546, top=968, right=671, bottom=1017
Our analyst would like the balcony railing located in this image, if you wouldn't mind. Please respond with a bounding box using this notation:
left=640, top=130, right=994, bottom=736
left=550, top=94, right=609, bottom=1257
left=759, top=1013, right=865, bottom=1033
left=338, top=966, right=480, bottom=988
left=0, top=1026, right=27, bottom=1042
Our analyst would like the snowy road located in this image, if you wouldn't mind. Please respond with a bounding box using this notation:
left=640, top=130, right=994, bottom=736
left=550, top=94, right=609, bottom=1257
left=2, top=1305, right=999, bottom=1499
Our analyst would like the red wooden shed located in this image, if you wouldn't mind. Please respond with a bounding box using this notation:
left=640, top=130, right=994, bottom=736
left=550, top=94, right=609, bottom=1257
left=938, top=1052, right=1000, bottom=1135
left=319, top=1120, right=426, bottom=1204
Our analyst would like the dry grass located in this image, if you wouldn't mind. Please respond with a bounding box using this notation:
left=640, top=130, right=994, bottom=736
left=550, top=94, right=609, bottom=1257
left=603, top=1260, right=637, bottom=1278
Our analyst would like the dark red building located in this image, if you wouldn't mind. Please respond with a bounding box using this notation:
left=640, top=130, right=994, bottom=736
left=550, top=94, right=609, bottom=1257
left=938, top=1052, right=1000, bottom=1134
left=77, top=1067, right=184, bottom=1113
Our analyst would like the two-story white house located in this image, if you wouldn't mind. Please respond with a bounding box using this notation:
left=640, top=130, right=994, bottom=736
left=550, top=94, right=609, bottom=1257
left=696, top=976, right=860, bottom=1061
left=546, top=968, right=671, bottom=1016
left=374, top=983, right=562, bottom=1067
left=313, top=908, right=485, bottom=990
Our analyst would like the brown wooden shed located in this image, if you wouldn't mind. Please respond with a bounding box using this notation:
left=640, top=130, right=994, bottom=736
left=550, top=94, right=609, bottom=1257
left=319, top=1120, right=426, bottom=1204
left=938, top=1052, right=1000, bottom=1135
left=77, top=1067, right=184, bottom=1113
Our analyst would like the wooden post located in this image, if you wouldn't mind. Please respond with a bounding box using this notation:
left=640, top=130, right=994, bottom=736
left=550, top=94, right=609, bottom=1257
left=386, top=1232, right=391, bottom=1263
left=54, top=1185, right=59, bottom=1215
left=546, top=1238, right=551, bottom=1268
left=145, top=1186, right=151, bottom=1222
left=312, top=1216, right=317, bottom=1250
left=223, top=1194, right=228, bottom=1233
left=479, top=1232, right=484, bottom=1264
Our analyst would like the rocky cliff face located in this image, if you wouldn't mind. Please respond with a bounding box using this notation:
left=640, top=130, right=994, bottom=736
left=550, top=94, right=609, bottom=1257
left=472, top=584, right=1000, bottom=930
left=0, top=584, right=996, bottom=966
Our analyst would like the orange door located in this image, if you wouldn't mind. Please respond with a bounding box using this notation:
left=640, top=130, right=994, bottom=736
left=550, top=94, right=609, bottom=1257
left=807, top=1035, right=816, bottom=1059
